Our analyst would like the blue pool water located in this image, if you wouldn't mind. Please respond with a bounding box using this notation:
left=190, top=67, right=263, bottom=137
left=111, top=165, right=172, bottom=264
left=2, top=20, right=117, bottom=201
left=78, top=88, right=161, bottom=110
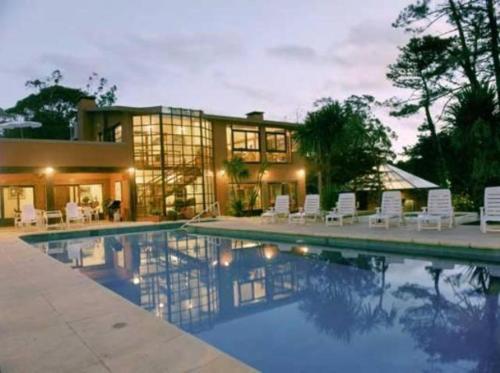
left=33, top=230, right=500, bottom=372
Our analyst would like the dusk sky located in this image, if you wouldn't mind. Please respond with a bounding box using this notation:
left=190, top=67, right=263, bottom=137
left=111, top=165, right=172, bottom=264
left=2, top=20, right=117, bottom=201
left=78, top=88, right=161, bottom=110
left=0, top=0, right=420, bottom=154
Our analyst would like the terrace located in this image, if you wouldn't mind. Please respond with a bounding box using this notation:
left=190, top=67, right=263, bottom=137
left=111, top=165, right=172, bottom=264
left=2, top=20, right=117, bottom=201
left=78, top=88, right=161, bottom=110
left=1, top=215, right=498, bottom=371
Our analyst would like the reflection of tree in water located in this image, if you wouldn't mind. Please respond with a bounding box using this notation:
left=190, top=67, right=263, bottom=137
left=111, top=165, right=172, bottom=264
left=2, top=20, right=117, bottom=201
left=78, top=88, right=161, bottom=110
left=395, top=265, right=500, bottom=372
left=298, top=251, right=396, bottom=342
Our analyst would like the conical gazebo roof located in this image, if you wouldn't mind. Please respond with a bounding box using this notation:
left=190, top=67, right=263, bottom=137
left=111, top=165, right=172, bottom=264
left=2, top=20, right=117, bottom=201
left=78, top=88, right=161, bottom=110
left=378, top=164, right=438, bottom=190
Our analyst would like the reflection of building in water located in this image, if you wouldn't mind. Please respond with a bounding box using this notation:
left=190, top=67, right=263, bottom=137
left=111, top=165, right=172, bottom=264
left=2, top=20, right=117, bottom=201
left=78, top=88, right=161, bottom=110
left=40, top=231, right=307, bottom=333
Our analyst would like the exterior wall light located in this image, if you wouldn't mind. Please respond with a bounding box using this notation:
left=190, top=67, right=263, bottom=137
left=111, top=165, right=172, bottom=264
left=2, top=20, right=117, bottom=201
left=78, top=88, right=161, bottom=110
left=218, top=169, right=226, bottom=177
left=297, top=169, right=305, bottom=178
left=44, top=167, right=55, bottom=175
left=127, top=167, right=135, bottom=175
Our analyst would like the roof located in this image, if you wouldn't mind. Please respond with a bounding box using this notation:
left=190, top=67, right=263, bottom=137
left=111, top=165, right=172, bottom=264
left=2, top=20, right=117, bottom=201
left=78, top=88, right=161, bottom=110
left=86, top=105, right=302, bottom=128
left=203, top=113, right=301, bottom=128
left=379, top=164, right=438, bottom=190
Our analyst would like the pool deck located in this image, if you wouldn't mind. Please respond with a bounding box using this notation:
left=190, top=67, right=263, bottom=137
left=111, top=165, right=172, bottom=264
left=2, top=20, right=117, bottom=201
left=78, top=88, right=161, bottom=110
left=0, top=221, right=256, bottom=373
left=189, top=216, right=500, bottom=251
left=2, top=218, right=499, bottom=372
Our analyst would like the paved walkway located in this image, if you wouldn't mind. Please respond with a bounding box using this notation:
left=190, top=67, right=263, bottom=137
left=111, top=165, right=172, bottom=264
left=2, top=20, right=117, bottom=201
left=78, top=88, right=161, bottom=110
left=190, top=217, right=500, bottom=250
left=0, top=222, right=255, bottom=373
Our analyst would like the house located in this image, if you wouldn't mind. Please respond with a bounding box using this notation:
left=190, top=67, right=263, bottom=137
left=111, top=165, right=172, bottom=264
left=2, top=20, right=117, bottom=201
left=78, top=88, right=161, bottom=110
left=0, top=97, right=305, bottom=224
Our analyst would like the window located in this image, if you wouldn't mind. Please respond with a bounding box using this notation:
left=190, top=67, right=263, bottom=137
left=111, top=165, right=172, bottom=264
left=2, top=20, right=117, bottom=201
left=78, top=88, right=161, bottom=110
left=229, top=183, right=262, bottom=210
left=1, top=186, right=35, bottom=219
left=268, top=182, right=298, bottom=210
left=53, top=184, right=104, bottom=213
left=103, top=123, right=122, bottom=143
left=114, top=181, right=122, bottom=201
left=266, top=127, right=290, bottom=163
left=114, top=125, right=122, bottom=143
left=227, top=125, right=260, bottom=162
left=132, top=112, right=215, bottom=217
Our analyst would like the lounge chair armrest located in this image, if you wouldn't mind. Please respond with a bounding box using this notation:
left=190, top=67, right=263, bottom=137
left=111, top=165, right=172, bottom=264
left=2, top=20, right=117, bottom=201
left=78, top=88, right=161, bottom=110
left=331, top=207, right=338, bottom=214
left=480, top=207, right=485, bottom=216
left=421, top=207, right=427, bottom=213
left=375, top=207, right=381, bottom=214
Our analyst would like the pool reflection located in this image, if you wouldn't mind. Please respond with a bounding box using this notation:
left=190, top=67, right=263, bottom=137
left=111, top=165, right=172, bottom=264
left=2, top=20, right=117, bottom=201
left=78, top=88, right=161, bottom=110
left=36, top=231, right=500, bottom=372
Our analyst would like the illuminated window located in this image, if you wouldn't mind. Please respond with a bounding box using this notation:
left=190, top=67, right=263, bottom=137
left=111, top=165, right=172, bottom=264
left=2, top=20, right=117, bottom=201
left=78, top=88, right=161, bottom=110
left=227, top=125, right=260, bottom=162
left=132, top=111, right=215, bottom=217
left=0, top=186, right=35, bottom=219
left=268, top=182, right=297, bottom=210
left=114, top=125, right=122, bottom=143
left=265, top=127, right=290, bottom=163
left=229, top=183, right=262, bottom=210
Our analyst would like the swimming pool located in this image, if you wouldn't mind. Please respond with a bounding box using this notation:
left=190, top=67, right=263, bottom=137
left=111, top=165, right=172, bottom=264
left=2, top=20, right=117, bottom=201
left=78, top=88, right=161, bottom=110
left=32, top=229, right=500, bottom=372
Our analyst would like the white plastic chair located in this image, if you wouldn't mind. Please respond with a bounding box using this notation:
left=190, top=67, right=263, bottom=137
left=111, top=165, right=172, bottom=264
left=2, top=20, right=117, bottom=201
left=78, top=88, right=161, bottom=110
left=261, top=195, right=290, bottom=223
left=481, top=186, right=500, bottom=233
left=65, top=202, right=85, bottom=227
left=18, top=204, right=38, bottom=228
left=325, top=193, right=357, bottom=226
left=289, top=194, right=321, bottom=224
left=417, top=189, right=454, bottom=231
left=81, top=206, right=99, bottom=223
left=369, top=191, right=403, bottom=229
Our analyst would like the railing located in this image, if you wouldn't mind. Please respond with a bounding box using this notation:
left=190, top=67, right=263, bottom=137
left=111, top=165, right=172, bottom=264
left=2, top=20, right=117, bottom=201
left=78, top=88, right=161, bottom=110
left=180, top=201, right=221, bottom=229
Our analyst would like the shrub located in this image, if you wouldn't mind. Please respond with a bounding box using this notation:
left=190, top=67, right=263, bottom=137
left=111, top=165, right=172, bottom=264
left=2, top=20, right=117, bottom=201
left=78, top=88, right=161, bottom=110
left=321, top=185, right=340, bottom=211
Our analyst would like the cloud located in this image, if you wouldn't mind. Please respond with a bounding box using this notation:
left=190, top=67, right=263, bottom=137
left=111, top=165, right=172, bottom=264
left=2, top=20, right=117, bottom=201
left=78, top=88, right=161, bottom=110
left=266, top=45, right=318, bottom=62
left=221, top=80, right=276, bottom=102
left=96, top=33, right=244, bottom=73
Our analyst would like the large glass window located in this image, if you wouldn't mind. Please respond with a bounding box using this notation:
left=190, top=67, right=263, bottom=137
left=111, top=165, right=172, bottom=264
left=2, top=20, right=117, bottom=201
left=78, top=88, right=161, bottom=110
left=229, top=183, right=262, bottom=210
left=133, top=110, right=215, bottom=218
left=268, top=182, right=298, bottom=211
left=1, top=186, right=35, bottom=219
left=227, top=125, right=260, bottom=162
left=53, top=184, right=104, bottom=213
left=265, top=127, right=290, bottom=163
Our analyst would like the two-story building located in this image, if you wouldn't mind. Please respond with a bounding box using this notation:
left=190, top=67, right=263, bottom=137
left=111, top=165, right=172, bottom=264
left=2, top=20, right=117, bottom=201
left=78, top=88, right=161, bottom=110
left=0, top=97, right=305, bottom=224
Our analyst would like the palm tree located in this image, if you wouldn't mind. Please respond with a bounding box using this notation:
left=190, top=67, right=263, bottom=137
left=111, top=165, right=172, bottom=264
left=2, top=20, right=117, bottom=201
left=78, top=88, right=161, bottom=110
left=222, top=156, right=249, bottom=216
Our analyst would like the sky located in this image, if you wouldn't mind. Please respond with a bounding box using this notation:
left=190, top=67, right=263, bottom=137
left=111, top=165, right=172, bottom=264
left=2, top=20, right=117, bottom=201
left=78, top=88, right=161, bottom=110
left=0, top=0, right=420, bottom=154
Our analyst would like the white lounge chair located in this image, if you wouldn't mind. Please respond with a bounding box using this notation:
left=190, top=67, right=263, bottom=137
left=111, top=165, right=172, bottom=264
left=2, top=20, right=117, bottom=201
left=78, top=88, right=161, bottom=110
left=481, top=186, right=500, bottom=233
left=289, top=194, right=321, bottom=224
left=417, top=189, right=454, bottom=231
left=325, top=193, right=357, bottom=226
left=65, top=202, right=85, bottom=227
left=369, top=191, right=403, bottom=229
left=261, top=195, right=289, bottom=223
left=17, top=204, right=39, bottom=228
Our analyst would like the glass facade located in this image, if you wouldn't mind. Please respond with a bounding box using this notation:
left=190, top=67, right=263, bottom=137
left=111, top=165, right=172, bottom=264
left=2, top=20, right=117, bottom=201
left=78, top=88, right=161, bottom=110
left=133, top=109, right=215, bottom=217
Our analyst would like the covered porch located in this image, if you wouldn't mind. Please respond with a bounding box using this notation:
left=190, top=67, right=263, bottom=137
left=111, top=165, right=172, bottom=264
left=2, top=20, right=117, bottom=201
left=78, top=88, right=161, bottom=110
left=0, top=138, right=136, bottom=226
left=0, top=169, right=133, bottom=226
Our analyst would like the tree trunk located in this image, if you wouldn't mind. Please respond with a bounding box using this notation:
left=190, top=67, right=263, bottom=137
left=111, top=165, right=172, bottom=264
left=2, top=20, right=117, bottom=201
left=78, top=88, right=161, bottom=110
left=448, top=0, right=480, bottom=89
left=486, top=0, right=500, bottom=105
left=422, top=79, right=448, bottom=186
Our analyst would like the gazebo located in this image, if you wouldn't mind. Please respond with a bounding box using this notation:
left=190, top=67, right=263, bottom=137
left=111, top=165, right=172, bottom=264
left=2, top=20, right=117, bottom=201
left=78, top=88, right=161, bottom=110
left=356, top=164, right=438, bottom=211
left=378, top=164, right=438, bottom=190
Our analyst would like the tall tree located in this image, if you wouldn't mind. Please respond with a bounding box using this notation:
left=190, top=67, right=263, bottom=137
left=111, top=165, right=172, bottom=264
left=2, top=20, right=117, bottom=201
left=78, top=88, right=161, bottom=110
left=393, top=0, right=487, bottom=90
left=485, top=0, right=500, bottom=103
left=2, top=70, right=118, bottom=140
left=294, top=96, right=394, bottom=194
left=387, top=36, right=454, bottom=186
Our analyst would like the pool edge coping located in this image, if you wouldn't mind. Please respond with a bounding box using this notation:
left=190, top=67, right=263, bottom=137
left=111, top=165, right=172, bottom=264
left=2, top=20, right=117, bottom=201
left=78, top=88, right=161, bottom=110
left=5, top=221, right=258, bottom=373
left=186, top=224, right=500, bottom=264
